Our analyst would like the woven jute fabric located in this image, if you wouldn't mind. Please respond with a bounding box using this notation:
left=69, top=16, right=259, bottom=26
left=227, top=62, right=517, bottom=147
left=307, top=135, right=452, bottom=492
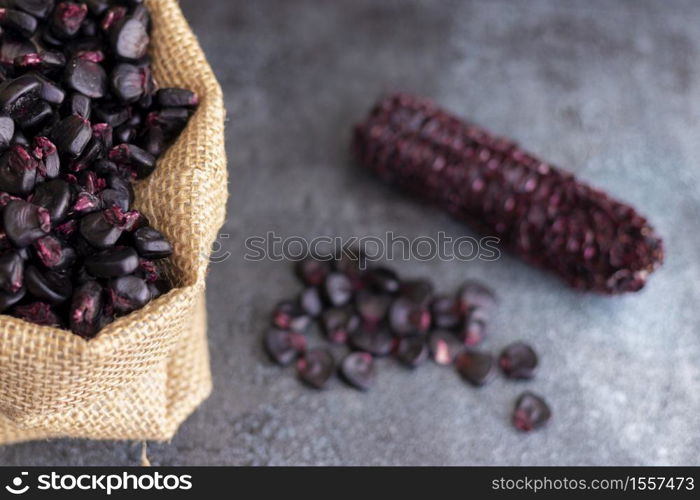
left=0, top=0, right=228, bottom=444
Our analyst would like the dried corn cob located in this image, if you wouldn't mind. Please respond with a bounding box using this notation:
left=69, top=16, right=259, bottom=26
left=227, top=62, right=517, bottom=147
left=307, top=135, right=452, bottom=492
left=352, top=93, right=663, bottom=294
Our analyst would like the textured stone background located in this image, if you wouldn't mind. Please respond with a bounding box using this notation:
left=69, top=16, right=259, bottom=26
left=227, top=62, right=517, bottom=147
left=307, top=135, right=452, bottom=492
left=1, top=0, right=699, bottom=465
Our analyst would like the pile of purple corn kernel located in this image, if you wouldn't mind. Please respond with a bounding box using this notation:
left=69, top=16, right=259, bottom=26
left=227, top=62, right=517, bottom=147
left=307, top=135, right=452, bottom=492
left=265, top=253, right=552, bottom=432
left=0, top=0, right=199, bottom=337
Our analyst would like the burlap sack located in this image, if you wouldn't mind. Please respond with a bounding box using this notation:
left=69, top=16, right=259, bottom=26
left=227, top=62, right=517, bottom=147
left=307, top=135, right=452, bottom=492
left=0, top=0, right=227, bottom=444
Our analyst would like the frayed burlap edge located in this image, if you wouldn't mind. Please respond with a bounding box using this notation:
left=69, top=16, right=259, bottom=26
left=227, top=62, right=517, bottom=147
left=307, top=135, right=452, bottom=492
left=0, top=0, right=227, bottom=444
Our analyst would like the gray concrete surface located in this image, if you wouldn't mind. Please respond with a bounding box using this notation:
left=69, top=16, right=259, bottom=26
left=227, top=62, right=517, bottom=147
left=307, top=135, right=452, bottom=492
left=1, top=0, right=700, bottom=465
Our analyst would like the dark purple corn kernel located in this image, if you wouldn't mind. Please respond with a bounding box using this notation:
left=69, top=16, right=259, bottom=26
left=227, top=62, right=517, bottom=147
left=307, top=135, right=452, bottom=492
left=354, top=289, right=391, bottom=328
left=11, top=128, right=30, bottom=147
left=63, top=55, right=106, bottom=98
left=74, top=49, right=105, bottom=64
left=0, top=250, right=23, bottom=292
left=455, top=350, right=496, bottom=387
left=108, top=143, right=154, bottom=178
left=79, top=210, right=122, bottom=248
left=0, top=114, right=14, bottom=150
left=73, top=264, right=93, bottom=284
left=19, top=99, right=54, bottom=132
left=0, top=144, right=37, bottom=194
left=30, top=235, right=63, bottom=269
left=39, top=24, right=63, bottom=46
left=365, top=266, right=400, bottom=294
left=92, top=102, right=129, bottom=127
left=430, top=294, right=461, bottom=330
left=296, top=348, right=334, bottom=389
left=264, top=327, right=305, bottom=366
left=340, top=352, right=376, bottom=391
left=0, top=283, right=24, bottom=311
left=103, top=205, right=144, bottom=232
left=93, top=157, right=117, bottom=176
left=14, top=50, right=66, bottom=71
left=113, top=124, right=135, bottom=144
left=156, top=88, right=199, bottom=108
left=133, top=226, right=171, bottom=259
left=78, top=169, right=103, bottom=193
left=399, top=279, right=434, bottom=305
left=32, top=136, right=60, bottom=178
left=459, top=281, right=497, bottom=314
left=64, top=92, right=91, bottom=118
left=9, top=0, right=55, bottom=20
left=353, top=93, right=664, bottom=294
left=137, top=258, right=159, bottom=282
left=0, top=74, right=44, bottom=116
left=298, top=286, right=323, bottom=318
left=271, top=299, right=310, bottom=333
left=84, top=0, right=109, bottom=17
left=388, top=297, right=431, bottom=337
left=110, top=63, right=148, bottom=103
left=0, top=191, right=21, bottom=208
left=14, top=301, right=58, bottom=326
left=49, top=114, right=91, bottom=158
left=295, top=255, right=331, bottom=287
left=106, top=173, right=133, bottom=200
left=99, top=187, right=128, bottom=211
left=428, top=329, right=462, bottom=365
left=333, top=251, right=365, bottom=290
left=0, top=233, right=12, bottom=252
left=69, top=136, right=103, bottom=171
left=322, top=271, right=352, bottom=307
left=146, top=107, right=188, bottom=139
left=13, top=98, right=52, bottom=131
left=138, top=124, right=164, bottom=157
left=100, top=5, right=127, bottom=32
left=97, top=310, right=114, bottom=329
left=107, top=275, right=149, bottom=315
left=3, top=199, right=49, bottom=246
left=513, top=391, right=551, bottom=432
left=50, top=1, right=87, bottom=39
left=85, top=246, right=138, bottom=278
left=16, top=245, right=29, bottom=260
left=24, top=265, right=71, bottom=304
left=0, top=33, right=36, bottom=65
left=130, top=4, right=150, bottom=29
left=33, top=234, right=75, bottom=269
left=92, top=123, right=116, bottom=150
left=459, top=306, right=488, bottom=346
left=499, top=342, right=538, bottom=380
left=348, top=328, right=393, bottom=357
left=147, top=278, right=169, bottom=300
left=0, top=8, right=38, bottom=38
left=460, top=319, right=485, bottom=346
left=396, top=336, right=428, bottom=368
left=69, top=279, right=102, bottom=337
left=321, top=306, right=359, bottom=344
left=53, top=218, right=76, bottom=236
left=33, top=73, right=65, bottom=105
left=70, top=189, right=100, bottom=214
left=137, top=93, right=153, bottom=110
left=109, top=16, right=149, bottom=61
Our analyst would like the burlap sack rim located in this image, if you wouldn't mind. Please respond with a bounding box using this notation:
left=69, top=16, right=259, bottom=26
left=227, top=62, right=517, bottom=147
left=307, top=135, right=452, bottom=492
left=0, top=0, right=226, bottom=356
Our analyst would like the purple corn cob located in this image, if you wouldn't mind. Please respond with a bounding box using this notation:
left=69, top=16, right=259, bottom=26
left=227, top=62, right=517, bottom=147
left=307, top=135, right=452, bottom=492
left=352, top=93, right=663, bottom=294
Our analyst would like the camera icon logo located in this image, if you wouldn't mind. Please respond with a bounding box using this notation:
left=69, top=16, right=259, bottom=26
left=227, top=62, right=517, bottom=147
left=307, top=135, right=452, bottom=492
left=5, top=472, right=29, bottom=495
